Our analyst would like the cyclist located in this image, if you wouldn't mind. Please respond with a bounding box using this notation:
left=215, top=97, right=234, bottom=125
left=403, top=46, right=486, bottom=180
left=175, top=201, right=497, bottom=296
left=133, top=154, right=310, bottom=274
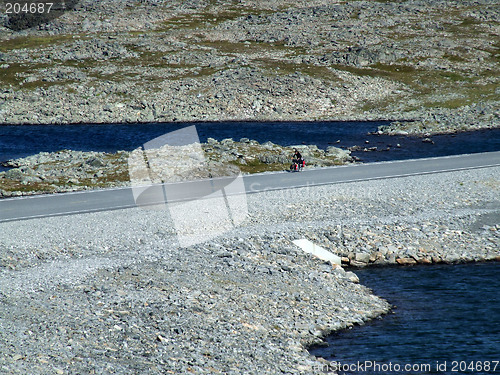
left=290, top=148, right=304, bottom=171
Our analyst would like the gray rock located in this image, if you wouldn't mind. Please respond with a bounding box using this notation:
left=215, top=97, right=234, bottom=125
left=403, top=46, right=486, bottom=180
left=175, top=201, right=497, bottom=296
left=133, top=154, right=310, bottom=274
left=345, top=271, right=360, bottom=283
left=86, top=157, right=106, bottom=168
left=355, top=252, right=371, bottom=264
left=4, top=169, right=23, bottom=180
left=326, top=146, right=352, bottom=162
left=258, top=153, right=289, bottom=164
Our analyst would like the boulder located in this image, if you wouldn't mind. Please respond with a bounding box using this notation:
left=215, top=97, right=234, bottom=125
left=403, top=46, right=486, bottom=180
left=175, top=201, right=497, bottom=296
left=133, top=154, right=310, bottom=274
left=326, top=146, right=353, bottom=162
left=86, top=157, right=106, bottom=168
left=354, top=252, right=371, bottom=264
left=416, top=257, right=433, bottom=264
left=258, top=154, right=288, bottom=164
left=345, top=271, right=360, bottom=283
left=207, top=138, right=218, bottom=145
left=4, top=168, right=24, bottom=180
left=221, top=138, right=234, bottom=145
left=396, top=257, right=417, bottom=265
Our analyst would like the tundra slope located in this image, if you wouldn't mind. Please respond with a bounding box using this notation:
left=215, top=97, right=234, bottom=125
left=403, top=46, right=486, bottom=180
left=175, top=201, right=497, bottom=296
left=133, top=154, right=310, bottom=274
left=0, top=0, right=498, bottom=133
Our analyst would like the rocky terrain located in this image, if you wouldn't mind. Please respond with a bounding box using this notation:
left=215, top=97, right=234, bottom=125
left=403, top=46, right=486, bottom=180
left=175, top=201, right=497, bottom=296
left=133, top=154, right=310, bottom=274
left=0, top=0, right=498, bottom=133
left=0, top=164, right=498, bottom=374
left=0, top=138, right=352, bottom=197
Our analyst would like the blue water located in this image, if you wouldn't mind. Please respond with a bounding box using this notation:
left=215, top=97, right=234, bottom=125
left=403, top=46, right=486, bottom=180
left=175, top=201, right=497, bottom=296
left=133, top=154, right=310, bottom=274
left=310, top=263, right=500, bottom=374
left=0, top=121, right=377, bottom=161
left=1, top=122, right=499, bottom=166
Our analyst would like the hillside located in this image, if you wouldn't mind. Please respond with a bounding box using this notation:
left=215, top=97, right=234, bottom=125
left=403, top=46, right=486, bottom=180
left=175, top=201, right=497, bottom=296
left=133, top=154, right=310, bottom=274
left=0, top=0, right=498, bottom=133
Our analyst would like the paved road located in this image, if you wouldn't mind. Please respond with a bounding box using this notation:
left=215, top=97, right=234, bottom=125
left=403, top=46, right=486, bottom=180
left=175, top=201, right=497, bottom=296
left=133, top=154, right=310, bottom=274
left=1, top=151, right=499, bottom=223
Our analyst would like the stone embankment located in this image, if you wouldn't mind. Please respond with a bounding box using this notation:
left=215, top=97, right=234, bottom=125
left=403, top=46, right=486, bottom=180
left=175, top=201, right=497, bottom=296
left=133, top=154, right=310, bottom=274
left=0, top=139, right=352, bottom=197
left=0, top=149, right=130, bottom=196
left=0, top=0, right=498, bottom=134
left=0, top=163, right=498, bottom=374
left=267, top=220, right=500, bottom=268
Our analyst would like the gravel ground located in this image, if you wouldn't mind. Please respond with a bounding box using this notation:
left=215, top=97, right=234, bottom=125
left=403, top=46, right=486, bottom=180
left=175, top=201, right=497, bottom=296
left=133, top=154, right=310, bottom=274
left=0, top=166, right=499, bottom=374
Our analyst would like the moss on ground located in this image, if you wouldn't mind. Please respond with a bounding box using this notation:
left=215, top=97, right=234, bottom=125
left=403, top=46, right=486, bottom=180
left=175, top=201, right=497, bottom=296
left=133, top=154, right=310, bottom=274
left=0, top=62, right=78, bottom=89
left=0, top=34, right=80, bottom=52
left=0, top=152, right=130, bottom=195
left=156, top=6, right=273, bottom=32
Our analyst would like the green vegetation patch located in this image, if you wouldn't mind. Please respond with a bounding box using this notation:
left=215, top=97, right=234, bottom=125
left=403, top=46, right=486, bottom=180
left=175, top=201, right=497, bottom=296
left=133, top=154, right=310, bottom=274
left=158, top=9, right=243, bottom=31
left=334, top=59, right=498, bottom=112
left=231, top=159, right=286, bottom=174
left=0, top=62, right=77, bottom=89
left=0, top=34, right=78, bottom=52
left=156, top=6, right=273, bottom=32
left=0, top=178, right=58, bottom=195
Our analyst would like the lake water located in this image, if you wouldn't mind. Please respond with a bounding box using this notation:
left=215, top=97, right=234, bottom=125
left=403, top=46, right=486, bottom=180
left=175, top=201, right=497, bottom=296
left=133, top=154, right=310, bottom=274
left=309, top=263, right=500, bottom=375
left=1, top=122, right=499, bottom=167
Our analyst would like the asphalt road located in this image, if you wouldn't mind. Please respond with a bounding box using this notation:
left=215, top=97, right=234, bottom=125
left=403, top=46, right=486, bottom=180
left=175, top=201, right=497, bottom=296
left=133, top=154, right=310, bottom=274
left=1, top=151, right=499, bottom=223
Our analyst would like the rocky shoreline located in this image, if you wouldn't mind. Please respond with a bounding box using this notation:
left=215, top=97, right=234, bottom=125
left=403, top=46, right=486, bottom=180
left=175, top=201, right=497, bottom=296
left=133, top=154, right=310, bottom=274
left=1, top=0, right=499, bottom=134
left=0, top=138, right=353, bottom=197
left=0, top=161, right=498, bottom=373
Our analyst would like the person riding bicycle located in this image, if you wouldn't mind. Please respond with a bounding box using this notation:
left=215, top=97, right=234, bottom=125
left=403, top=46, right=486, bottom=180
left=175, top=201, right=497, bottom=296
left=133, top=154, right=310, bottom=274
left=290, top=148, right=304, bottom=171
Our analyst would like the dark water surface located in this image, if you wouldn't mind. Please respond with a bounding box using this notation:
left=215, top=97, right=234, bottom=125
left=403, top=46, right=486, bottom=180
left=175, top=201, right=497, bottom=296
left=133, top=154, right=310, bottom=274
left=310, top=263, right=500, bottom=374
left=1, top=122, right=499, bottom=166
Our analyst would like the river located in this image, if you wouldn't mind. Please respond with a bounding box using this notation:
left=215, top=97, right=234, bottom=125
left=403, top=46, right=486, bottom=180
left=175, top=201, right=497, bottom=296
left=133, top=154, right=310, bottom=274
left=1, top=121, right=499, bottom=167
left=309, top=262, right=500, bottom=375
